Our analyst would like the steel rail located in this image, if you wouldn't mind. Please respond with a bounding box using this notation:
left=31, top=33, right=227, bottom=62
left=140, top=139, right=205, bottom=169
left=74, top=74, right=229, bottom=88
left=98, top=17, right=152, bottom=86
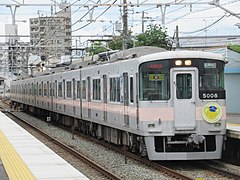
left=5, top=111, right=121, bottom=180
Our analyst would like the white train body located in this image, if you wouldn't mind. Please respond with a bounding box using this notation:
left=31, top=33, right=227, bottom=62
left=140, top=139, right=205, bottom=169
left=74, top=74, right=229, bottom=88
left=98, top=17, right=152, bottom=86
left=10, top=47, right=226, bottom=160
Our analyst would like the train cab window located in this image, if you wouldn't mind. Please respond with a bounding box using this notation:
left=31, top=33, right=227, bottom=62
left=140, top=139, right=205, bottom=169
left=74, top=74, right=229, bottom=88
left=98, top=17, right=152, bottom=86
left=176, top=74, right=192, bottom=99
left=66, top=81, right=72, bottom=98
left=93, top=79, right=101, bottom=100
left=82, top=80, right=86, bottom=99
left=58, top=82, right=63, bottom=97
left=139, top=60, right=170, bottom=101
left=199, top=61, right=224, bottom=90
left=199, top=60, right=225, bottom=99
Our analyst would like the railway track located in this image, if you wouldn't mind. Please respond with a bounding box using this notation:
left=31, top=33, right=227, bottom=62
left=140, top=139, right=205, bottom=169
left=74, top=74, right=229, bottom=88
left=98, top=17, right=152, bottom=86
left=3, top=109, right=193, bottom=179
left=73, top=129, right=194, bottom=180
left=199, top=161, right=240, bottom=179
left=1, top=99, right=239, bottom=180
left=4, top=111, right=121, bottom=180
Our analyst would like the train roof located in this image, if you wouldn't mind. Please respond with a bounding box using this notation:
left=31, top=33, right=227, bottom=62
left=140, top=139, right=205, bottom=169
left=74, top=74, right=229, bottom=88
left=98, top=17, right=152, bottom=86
left=14, top=47, right=226, bottom=80
left=139, top=50, right=226, bottom=64
left=109, top=46, right=167, bottom=61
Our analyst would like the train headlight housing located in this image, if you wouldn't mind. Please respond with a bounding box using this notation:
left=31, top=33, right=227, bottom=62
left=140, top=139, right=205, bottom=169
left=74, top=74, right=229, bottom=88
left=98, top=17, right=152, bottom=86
left=175, top=60, right=182, bottom=66
left=184, top=60, right=192, bottom=66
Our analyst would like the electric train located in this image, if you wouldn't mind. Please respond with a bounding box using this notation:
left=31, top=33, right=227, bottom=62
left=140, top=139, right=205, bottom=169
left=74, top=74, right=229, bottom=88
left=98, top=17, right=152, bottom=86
left=10, top=46, right=227, bottom=160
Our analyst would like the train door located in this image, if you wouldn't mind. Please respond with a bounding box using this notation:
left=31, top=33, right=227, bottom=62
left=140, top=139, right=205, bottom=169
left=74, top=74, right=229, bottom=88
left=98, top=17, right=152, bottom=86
left=172, top=69, right=196, bottom=130
left=103, top=75, right=107, bottom=121
left=123, top=73, right=129, bottom=126
left=87, top=76, right=91, bottom=118
left=72, top=78, right=76, bottom=115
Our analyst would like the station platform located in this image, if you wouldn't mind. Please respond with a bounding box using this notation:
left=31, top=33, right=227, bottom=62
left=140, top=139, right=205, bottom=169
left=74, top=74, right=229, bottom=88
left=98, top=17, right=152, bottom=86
left=226, top=114, right=240, bottom=139
left=0, top=111, right=88, bottom=180
left=223, top=114, right=240, bottom=165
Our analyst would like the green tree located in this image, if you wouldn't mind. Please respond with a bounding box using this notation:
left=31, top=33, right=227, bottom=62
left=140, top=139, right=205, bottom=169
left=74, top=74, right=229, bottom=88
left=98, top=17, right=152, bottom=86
left=228, top=44, right=240, bottom=53
left=88, top=41, right=108, bottom=55
left=108, top=34, right=134, bottom=50
left=135, top=24, right=171, bottom=49
left=108, top=37, right=123, bottom=50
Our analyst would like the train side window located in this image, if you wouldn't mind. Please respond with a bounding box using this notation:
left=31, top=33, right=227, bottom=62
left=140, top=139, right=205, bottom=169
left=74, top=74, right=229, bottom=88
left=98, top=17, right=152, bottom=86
left=130, top=77, right=134, bottom=103
left=22, top=84, right=25, bottom=95
left=38, top=82, right=42, bottom=96
left=77, top=80, right=81, bottom=99
left=82, top=80, right=86, bottom=99
left=110, top=77, right=120, bottom=102
left=44, top=83, right=47, bottom=96
left=66, top=81, right=72, bottom=98
left=32, top=83, right=34, bottom=96
left=49, top=82, right=52, bottom=97
left=36, top=83, right=37, bottom=96
left=63, top=79, right=65, bottom=99
left=41, top=82, right=43, bottom=96
left=93, top=79, right=101, bottom=101
left=47, top=81, right=49, bottom=97
left=73, top=79, right=76, bottom=100
left=28, top=83, right=31, bottom=95
left=54, top=81, right=57, bottom=98
left=58, top=82, right=63, bottom=97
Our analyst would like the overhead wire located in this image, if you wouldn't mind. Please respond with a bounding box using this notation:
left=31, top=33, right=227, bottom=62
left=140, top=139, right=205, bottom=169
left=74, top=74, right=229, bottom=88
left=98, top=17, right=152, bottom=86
left=179, top=14, right=227, bottom=34
left=72, top=0, right=117, bottom=32
left=71, top=0, right=97, bottom=27
left=166, top=0, right=240, bottom=25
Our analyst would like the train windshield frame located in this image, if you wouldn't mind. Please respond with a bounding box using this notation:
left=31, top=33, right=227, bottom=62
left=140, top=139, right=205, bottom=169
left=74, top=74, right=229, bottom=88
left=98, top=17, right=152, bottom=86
left=139, top=58, right=225, bottom=101
left=198, top=59, right=225, bottom=99
left=139, top=60, right=170, bottom=101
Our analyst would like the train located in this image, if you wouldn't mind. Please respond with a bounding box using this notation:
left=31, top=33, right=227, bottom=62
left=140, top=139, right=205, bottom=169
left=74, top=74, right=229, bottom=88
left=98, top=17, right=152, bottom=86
left=10, top=46, right=227, bottom=160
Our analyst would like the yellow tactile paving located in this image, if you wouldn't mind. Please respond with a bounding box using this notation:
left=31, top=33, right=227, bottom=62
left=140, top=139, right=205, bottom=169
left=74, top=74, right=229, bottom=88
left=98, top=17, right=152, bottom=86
left=0, top=130, right=36, bottom=180
left=227, top=123, right=240, bottom=126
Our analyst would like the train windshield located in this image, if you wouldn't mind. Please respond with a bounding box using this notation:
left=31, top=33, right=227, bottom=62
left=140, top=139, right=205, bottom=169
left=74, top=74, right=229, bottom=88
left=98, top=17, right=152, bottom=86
left=199, top=60, right=225, bottom=90
left=199, top=60, right=225, bottom=99
left=139, top=60, right=170, bottom=100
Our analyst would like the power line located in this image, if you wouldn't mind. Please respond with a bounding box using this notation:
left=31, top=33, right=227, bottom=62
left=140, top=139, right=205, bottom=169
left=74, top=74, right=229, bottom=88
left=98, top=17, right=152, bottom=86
left=179, top=14, right=227, bottom=34
left=72, top=0, right=117, bottom=32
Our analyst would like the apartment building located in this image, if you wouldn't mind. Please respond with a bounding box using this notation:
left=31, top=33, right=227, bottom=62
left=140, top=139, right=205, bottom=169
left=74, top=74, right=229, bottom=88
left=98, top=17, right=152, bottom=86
left=29, top=2, right=72, bottom=60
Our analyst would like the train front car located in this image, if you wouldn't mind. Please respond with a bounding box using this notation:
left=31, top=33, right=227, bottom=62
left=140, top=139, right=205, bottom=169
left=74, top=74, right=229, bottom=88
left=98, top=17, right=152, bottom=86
left=138, top=51, right=226, bottom=160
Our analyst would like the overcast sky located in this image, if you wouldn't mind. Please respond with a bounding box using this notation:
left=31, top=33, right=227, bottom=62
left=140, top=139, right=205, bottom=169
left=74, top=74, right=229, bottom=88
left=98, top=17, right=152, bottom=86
left=0, top=0, right=240, bottom=45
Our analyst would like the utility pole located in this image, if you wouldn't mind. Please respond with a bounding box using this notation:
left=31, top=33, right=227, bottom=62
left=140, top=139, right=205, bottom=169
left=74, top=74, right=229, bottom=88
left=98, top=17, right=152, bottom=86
left=122, top=0, right=128, bottom=50
left=157, top=5, right=169, bottom=29
left=6, top=5, right=20, bottom=75
left=6, top=5, right=20, bottom=39
left=176, top=25, right=180, bottom=48
left=141, top=11, right=145, bottom=33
